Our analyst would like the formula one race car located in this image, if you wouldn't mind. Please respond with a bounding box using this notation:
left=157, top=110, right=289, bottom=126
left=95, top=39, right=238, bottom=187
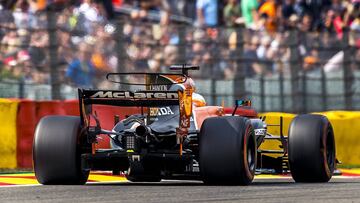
left=33, top=65, right=336, bottom=185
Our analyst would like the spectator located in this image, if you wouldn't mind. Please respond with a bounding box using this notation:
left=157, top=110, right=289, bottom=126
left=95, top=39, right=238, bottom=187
left=161, top=0, right=188, bottom=25
left=242, top=36, right=263, bottom=77
left=350, top=13, right=360, bottom=47
left=77, top=0, right=106, bottom=33
left=28, top=30, right=48, bottom=70
left=258, top=0, right=278, bottom=33
left=223, top=0, right=242, bottom=27
left=267, top=32, right=291, bottom=74
left=148, top=52, right=162, bottom=73
left=22, top=60, right=35, bottom=83
left=295, top=0, right=331, bottom=30
left=352, top=48, right=360, bottom=71
left=0, top=62, right=17, bottom=80
left=1, top=23, right=19, bottom=57
left=329, top=0, right=344, bottom=14
left=78, top=0, right=104, bottom=22
left=280, top=0, right=296, bottom=29
left=298, top=13, right=313, bottom=32
left=324, top=9, right=336, bottom=32
left=256, top=35, right=274, bottom=74
left=161, top=45, right=178, bottom=71
left=303, top=49, right=320, bottom=73
left=91, top=44, right=111, bottom=73
left=13, top=0, right=30, bottom=29
left=257, top=35, right=271, bottom=59
left=65, top=42, right=95, bottom=88
left=252, top=12, right=267, bottom=31
left=333, top=7, right=347, bottom=39
left=130, top=1, right=151, bottom=20
left=196, top=0, right=218, bottom=27
left=350, top=11, right=360, bottom=32
left=241, top=0, right=258, bottom=28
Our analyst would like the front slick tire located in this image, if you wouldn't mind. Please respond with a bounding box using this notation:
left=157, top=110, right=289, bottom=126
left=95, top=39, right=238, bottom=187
left=288, top=114, right=336, bottom=182
left=199, top=116, right=256, bottom=185
left=33, top=116, right=89, bottom=185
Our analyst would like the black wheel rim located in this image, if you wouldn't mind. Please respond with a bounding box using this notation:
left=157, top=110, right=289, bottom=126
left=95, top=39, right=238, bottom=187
left=326, top=125, right=335, bottom=172
left=247, top=132, right=256, bottom=172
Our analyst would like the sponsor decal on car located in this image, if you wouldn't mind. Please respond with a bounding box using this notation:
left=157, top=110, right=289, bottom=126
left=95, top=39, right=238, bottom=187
left=149, top=85, right=168, bottom=91
left=254, top=129, right=266, bottom=136
left=90, top=91, right=178, bottom=99
left=149, top=107, right=175, bottom=116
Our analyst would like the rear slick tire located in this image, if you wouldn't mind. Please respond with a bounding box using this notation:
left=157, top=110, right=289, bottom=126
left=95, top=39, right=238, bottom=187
left=33, top=116, right=89, bottom=185
left=288, top=114, right=336, bottom=182
left=199, top=116, right=256, bottom=185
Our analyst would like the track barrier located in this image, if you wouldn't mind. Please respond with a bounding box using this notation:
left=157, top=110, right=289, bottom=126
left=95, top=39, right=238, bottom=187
left=16, top=100, right=36, bottom=168
left=260, top=112, right=360, bottom=166
left=0, top=99, right=18, bottom=168
left=0, top=100, right=359, bottom=168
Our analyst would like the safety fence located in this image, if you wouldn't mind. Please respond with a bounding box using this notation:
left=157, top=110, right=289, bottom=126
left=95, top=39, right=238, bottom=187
left=1, top=69, right=360, bottom=113
left=0, top=98, right=360, bottom=169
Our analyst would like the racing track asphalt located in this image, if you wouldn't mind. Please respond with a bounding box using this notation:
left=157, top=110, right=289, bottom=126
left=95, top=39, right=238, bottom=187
left=0, top=178, right=359, bottom=203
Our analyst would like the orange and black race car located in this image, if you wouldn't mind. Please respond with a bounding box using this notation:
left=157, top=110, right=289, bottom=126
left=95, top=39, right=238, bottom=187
left=33, top=65, right=336, bottom=185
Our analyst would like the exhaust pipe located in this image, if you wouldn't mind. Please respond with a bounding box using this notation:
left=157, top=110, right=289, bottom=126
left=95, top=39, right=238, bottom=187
left=135, top=125, right=150, bottom=137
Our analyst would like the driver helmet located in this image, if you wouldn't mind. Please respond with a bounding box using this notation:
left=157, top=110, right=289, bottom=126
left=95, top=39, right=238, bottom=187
left=183, top=78, right=206, bottom=107
left=173, top=77, right=207, bottom=107
left=192, top=92, right=206, bottom=107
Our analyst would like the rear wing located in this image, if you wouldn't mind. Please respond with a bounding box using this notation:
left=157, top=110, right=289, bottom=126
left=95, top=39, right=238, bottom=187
left=79, top=89, right=179, bottom=107
left=78, top=88, right=181, bottom=130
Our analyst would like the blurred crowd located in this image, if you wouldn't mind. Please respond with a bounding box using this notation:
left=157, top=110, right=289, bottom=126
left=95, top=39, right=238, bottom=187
left=0, top=0, right=359, bottom=89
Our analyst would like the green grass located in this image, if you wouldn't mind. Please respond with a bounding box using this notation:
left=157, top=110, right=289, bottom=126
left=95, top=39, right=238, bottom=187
left=0, top=168, right=33, bottom=174
left=338, top=165, right=360, bottom=169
